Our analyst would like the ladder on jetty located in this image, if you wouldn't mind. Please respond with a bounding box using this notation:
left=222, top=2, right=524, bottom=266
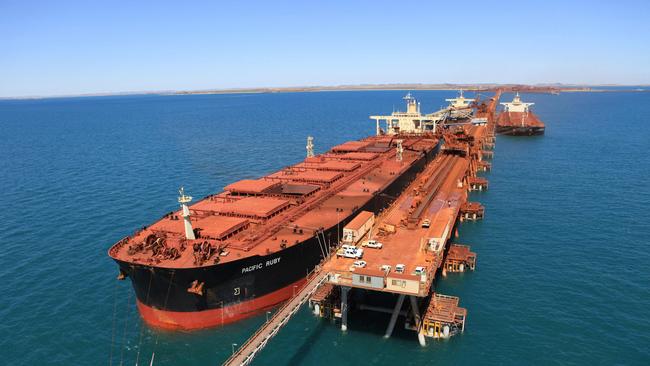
left=223, top=270, right=328, bottom=366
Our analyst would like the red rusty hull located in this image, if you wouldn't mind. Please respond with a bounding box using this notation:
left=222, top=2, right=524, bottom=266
left=136, top=277, right=307, bottom=330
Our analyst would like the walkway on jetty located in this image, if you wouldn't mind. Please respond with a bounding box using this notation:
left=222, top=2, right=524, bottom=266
left=223, top=271, right=328, bottom=366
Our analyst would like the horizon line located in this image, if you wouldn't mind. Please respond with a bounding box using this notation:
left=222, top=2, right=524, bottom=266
left=2, top=82, right=649, bottom=100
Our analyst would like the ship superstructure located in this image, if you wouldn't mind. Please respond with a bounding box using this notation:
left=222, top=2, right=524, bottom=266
left=370, top=93, right=442, bottom=135
left=444, top=89, right=475, bottom=120
left=109, top=95, right=442, bottom=330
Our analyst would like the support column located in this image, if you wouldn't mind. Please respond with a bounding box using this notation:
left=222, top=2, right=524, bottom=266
left=341, top=286, right=350, bottom=331
left=462, top=314, right=466, bottom=333
left=384, top=294, right=406, bottom=338
left=409, top=296, right=426, bottom=346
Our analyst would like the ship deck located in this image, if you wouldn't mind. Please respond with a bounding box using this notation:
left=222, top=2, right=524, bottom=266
left=109, top=135, right=439, bottom=268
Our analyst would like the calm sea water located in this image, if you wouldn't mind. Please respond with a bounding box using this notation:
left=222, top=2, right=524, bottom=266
left=1, top=90, right=648, bottom=365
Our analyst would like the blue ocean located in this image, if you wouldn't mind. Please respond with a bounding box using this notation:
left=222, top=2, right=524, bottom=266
left=0, top=90, right=648, bottom=365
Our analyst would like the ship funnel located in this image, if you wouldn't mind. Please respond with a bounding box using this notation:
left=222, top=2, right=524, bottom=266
left=178, top=187, right=196, bottom=240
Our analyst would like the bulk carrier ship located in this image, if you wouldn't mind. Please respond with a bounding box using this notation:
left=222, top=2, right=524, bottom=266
left=108, top=94, right=444, bottom=330
left=496, top=93, right=545, bottom=135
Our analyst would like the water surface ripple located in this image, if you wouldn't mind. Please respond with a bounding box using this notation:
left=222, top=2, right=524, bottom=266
left=0, top=91, right=648, bottom=365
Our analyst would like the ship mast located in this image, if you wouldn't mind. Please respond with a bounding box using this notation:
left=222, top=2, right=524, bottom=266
left=403, top=92, right=419, bottom=114
left=396, top=139, right=404, bottom=162
left=306, top=136, right=315, bottom=158
left=178, top=187, right=195, bottom=240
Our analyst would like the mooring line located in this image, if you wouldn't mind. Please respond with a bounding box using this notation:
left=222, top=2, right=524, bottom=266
left=109, top=278, right=119, bottom=366
left=148, top=271, right=176, bottom=365
left=134, top=271, right=154, bottom=365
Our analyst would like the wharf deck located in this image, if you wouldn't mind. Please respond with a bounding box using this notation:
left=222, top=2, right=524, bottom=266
left=322, top=150, right=471, bottom=297
left=310, top=93, right=498, bottom=343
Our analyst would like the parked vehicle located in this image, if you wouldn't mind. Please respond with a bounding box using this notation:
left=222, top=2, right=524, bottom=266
left=362, top=240, right=383, bottom=249
left=337, top=247, right=364, bottom=259
left=353, top=260, right=367, bottom=268
left=341, top=244, right=356, bottom=251
left=396, top=264, right=406, bottom=273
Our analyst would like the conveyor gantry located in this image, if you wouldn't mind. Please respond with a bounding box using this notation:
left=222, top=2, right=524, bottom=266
left=407, top=155, right=457, bottom=226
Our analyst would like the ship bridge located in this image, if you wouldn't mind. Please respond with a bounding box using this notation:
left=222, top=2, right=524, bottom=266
left=443, top=90, right=475, bottom=120
left=500, top=92, right=534, bottom=113
left=445, top=89, right=474, bottom=109
left=370, top=93, right=443, bottom=135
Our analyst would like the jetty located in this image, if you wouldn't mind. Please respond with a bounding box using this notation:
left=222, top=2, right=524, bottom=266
left=222, top=90, right=502, bottom=366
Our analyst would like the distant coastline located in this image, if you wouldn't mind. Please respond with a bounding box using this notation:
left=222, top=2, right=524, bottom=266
left=171, top=83, right=632, bottom=95
left=2, top=83, right=648, bottom=100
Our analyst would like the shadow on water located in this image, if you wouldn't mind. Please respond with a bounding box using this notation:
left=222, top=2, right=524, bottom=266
left=284, top=321, right=328, bottom=365
left=344, top=291, right=426, bottom=342
left=283, top=309, right=422, bottom=366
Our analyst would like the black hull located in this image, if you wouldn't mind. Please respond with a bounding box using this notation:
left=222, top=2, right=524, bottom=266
left=496, top=126, right=545, bottom=136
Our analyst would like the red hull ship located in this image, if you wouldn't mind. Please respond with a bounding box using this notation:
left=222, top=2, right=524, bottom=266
left=108, top=95, right=442, bottom=330
left=496, top=93, right=545, bottom=135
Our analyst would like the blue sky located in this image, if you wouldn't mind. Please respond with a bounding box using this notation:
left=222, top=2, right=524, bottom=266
left=1, top=0, right=649, bottom=97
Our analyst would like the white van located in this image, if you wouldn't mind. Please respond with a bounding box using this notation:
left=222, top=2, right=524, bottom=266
left=337, top=247, right=364, bottom=259
left=341, top=244, right=356, bottom=251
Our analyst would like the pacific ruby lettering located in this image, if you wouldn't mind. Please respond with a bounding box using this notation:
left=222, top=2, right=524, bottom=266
left=241, top=257, right=282, bottom=273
